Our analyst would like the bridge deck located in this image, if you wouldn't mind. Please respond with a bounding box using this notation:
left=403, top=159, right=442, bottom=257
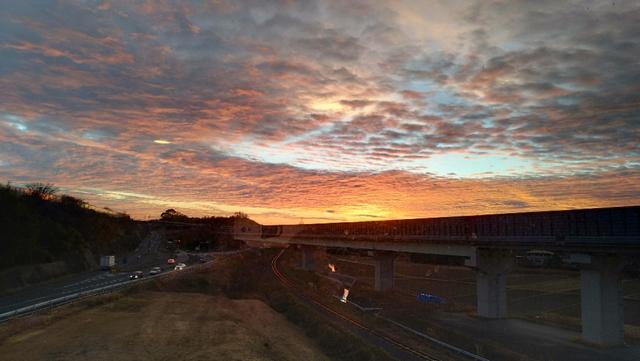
left=236, top=206, right=640, bottom=250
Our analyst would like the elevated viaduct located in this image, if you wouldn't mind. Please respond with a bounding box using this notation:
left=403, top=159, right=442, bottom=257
left=234, top=206, right=640, bottom=346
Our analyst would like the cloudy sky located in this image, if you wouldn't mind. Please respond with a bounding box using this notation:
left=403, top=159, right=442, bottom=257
left=1, top=0, right=639, bottom=223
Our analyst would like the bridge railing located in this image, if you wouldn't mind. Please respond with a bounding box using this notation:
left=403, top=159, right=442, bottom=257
left=238, top=206, right=640, bottom=247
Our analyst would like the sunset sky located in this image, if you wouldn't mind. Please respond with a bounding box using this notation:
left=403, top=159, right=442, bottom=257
left=1, top=1, right=639, bottom=224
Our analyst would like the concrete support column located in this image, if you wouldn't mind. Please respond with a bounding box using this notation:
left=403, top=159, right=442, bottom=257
left=580, top=255, right=624, bottom=346
left=476, top=249, right=513, bottom=318
left=374, top=252, right=396, bottom=291
left=300, top=245, right=316, bottom=271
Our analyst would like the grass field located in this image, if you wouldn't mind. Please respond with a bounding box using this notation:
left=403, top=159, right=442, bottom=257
left=0, top=291, right=330, bottom=361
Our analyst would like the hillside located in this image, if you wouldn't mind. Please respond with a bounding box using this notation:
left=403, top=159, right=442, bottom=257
left=0, top=183, right=142, bottom=272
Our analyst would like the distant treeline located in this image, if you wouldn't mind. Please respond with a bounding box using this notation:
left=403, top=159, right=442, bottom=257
left=0, top=183, right=142, bottom=270
left=158, top=208, right=249, bottom=251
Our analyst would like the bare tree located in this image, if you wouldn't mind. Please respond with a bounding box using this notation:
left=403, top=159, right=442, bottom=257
left=25, top=183, right=58, bottom=200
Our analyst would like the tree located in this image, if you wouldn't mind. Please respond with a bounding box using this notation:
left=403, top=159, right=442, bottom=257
left=161, top=208, right=186, bottom=220
left=25, top=183, right=58, bottom=200
left=115, top=211, right=131, bottom=220
left=60, top=195, right=87, bottom=209
left=232, top=211, right=249, bottom=219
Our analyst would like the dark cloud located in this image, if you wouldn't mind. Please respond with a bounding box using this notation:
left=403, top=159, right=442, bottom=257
left=0, top=0, right=638, bottom=222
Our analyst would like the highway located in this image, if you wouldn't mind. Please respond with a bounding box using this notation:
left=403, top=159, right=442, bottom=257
left=0, top=270, right=131, bottom=316
left=0, top=248, right=247, bottom=322
left=0, top=232, right=180, bottom=322
left=0, top=266, right=178, bottom=322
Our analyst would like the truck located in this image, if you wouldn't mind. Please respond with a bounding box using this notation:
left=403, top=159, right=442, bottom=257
left=100, top=255, right=116, bottom=270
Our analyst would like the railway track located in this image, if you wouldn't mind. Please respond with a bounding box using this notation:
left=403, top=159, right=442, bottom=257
left=271, top=248, right=445, bottom=361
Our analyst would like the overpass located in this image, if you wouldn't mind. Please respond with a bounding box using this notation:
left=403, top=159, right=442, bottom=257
left=233, top=205, right=640, bottom=346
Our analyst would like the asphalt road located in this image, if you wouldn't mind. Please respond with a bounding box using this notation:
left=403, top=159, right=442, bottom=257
left=0, top=228, right=194, bottom=320
left=0, top=270, right=133, bottom=316
left=0, top=248, right=242, bottom=321
left=0, top=261, right=186, bottom=320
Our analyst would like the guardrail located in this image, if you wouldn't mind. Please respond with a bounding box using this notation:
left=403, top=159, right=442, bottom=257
left=0, top=260, right=214, bottom=323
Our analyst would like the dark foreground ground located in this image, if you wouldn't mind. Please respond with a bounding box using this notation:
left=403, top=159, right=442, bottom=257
left=296, top=250, right=640, bottom=361
left=0, top=291, right=331, bottom=361
left=0, top=250, right=394, bottom=361
left=4, top=248, right=640, bottom=361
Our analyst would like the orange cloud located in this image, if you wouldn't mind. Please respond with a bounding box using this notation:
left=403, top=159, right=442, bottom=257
left=1, top=1, right=639, bottom=224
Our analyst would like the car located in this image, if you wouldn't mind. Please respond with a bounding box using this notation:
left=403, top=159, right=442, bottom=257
left=149, top=266, right=161, bottom=275
left=417, top=293, right=444, bottom=304
left=129, top=271, right=144, bottom=280
left=174, top=263, right=186, bottom=271
left=167, top=258, right=176, bottom=265
left=198, top=256, right=210, bottom=263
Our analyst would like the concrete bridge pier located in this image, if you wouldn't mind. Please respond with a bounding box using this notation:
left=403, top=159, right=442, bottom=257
left=580, top=255, right=625, bottom=346
left=476, top=249, right=513, bottom=318
left=300, top=245, right=316, bottom=271
left=374, top=252, right=396, bottom=291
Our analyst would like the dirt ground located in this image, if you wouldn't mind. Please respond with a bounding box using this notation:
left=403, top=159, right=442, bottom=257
left=0, top=291, right=329, bottom=361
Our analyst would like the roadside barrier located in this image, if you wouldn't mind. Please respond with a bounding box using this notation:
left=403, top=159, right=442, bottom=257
left=0, top=260, right=214, bottom=323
